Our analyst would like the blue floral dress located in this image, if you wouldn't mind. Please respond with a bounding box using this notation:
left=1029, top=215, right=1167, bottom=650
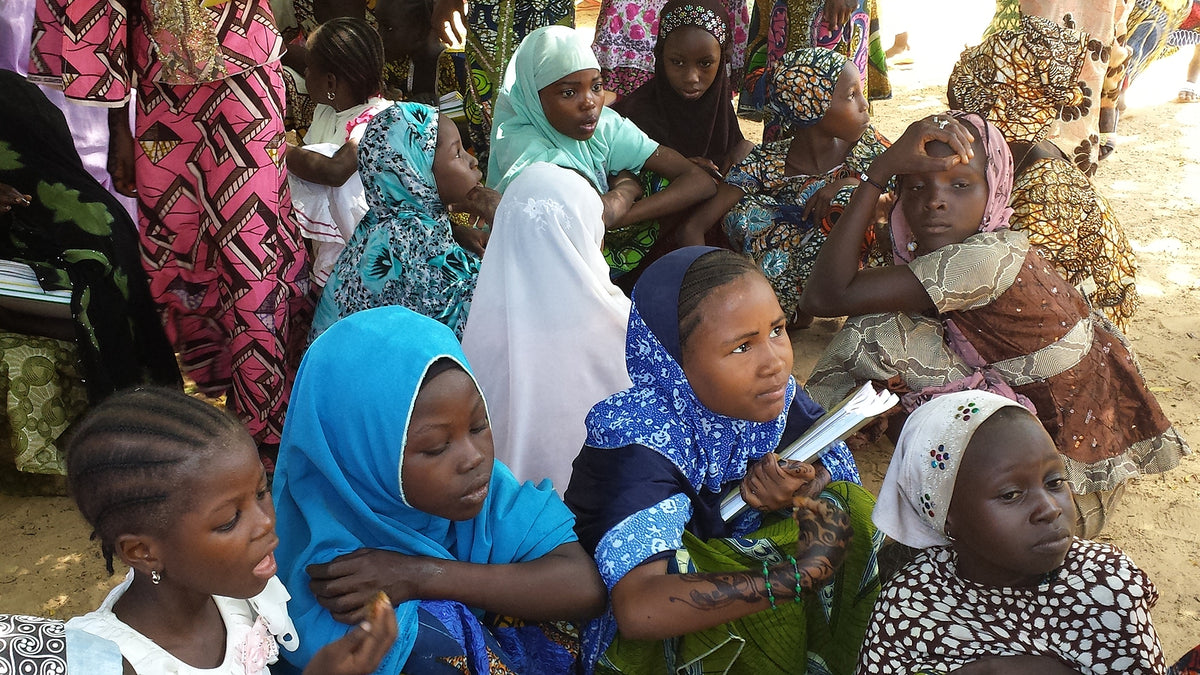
left=311, top=102, right=480, bottom=340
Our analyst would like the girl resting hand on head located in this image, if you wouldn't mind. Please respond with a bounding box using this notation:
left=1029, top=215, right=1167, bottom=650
left=64, top=387, right=398, bottom=675
left=310, top=102, right=499, bottom=340
left=858, top=391, right=1169, bottom=674
left=487, top=26, right=716, bottom=240
left=274, top=306, right=607, bottom=673
left=800, top=112, right=1189, bottom=538
left=677, top=48, right=891, bottom=325
left=285, top=17, right=392, bottom=291
left=565, top=247, right=881, bottom=675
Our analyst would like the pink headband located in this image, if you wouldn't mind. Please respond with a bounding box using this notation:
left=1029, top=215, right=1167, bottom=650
left=891, top=111, right=1015, bottom=264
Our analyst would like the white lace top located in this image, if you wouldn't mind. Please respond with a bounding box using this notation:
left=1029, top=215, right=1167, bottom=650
left=66, top=571, right=298, bottom=675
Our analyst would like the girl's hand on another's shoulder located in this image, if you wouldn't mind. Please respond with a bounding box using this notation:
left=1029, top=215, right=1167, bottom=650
left=823, top=0, right=856, bottom=28
left=792, top=496, right=851, bottom=586
left=873, top=115, right=974, bottom=180
left=303, top=592, right=398, bottom=675
left=688, top=156, right=722, bottom=180
left=307, top=548, right=433, bottom=624
left=740, top=452, right=819, bottom=512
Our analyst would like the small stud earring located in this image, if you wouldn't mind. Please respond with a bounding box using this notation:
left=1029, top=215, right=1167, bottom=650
left=151, top=570, right=161, bottom=585
left=326, top=91, right=335, bottom=102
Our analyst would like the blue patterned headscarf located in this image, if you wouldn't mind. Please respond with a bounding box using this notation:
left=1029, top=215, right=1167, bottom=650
left=274, top=306, right=577, bottom=670
left=584, top=247, right=798, bottom=493
left=312, top=102, right=481, bottom=339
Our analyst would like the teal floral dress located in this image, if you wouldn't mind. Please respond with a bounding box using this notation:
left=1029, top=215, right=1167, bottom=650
left=312, top=102, right=480, bottom=340
left=723, top=126, right=888, bottom=322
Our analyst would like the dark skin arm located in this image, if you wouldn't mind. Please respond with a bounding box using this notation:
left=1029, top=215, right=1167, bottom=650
left=601, top=169, right=645, bottom=230
left=285, top=141, right=361, bottom=187
left=307, top=542, right=606, bottom=625
left=431, top=0, right=468, bottom=44
left=303, top=593, right=399, bottom=675
left=823, top=0, right=856, bottom=27
left=721, top=138, right=756, bottom=175
left=672, top=182, right=745, bottom=247
left=0, top=182, right=31, bottom=213
left=950, top=655, right=1082, bottom=674
left=799, top=115, right=974, bottom=318
left=616, top=145, right=716, bottom=228
left=610, top=495, right=851, bottom=641
left=107, top=104, right=138, bottom=198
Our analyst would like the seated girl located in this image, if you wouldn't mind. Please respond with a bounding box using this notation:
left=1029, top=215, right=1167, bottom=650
left=311, top=102, right=498, bottom=340
left=605, top=0, right=756, bottom=280
left=801, top=112, right=1189, bottom=538
left=274, top=305, right=607, bottom=673
left=859, top=390, right=1168, bottom=674
left=677, top=48, right=890, bottom=325
left=285, top=17, right=392, bottom=289
left=486, top=26, right=715, bottom=242
left=461, top=163, right=632, bottom=492
left=948, top=14, right=1139, bottom=330
left=565, top=247, right=880, bottom=674
left=63, top=387, right=397, bottom=674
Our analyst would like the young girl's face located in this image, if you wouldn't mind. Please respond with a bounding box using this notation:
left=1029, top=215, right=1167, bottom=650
left=899, top=135, right=989, bottom=255
left=537, top=69, right=604, bottom=141
left=679, top=272, right=793, bottom=423
left=661, top=26, right=722, bottom=101
left=946, top=410, right=1075, bottom=587
left=432, top=116, right=482, bottom=205
left=151, top=434, right=278, bottom=599
left=402, top=366, right=494, bottom=521
left=814, top=63, right=869, bottom=142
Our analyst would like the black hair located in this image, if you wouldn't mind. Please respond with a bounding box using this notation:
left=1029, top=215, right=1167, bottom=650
left=65, top=387, right=247, bottom=573
left=677, top=250, right=763, bottom=352
left=308, top=17, right=386, bottom=103
left=421, top=357, right=465, bottom=386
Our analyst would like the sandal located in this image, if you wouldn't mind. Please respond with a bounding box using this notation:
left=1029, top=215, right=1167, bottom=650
left=1179, top=83, right=1198, bottom=103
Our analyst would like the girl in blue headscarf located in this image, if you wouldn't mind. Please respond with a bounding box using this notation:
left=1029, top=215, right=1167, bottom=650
left=565, top=247, right=880, bottom=675
left=274, top=306, right=607, bottom=673
left=311, top=103, right=499, bottom=340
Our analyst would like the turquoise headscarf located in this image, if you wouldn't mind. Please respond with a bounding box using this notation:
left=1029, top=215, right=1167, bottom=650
left=273, top=306, right=578, bottom=670
left=487, top=26, right=621, bottom=192
left=312, top=102, right=480, bottom=340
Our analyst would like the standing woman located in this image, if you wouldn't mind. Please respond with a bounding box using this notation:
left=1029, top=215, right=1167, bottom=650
left=739, top=0, right=890, bottom=141
left=29, top=0, right=310, bottom=458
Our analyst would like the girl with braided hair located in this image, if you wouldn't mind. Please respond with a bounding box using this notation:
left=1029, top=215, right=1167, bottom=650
left=64, top=387, right=398, bottom=674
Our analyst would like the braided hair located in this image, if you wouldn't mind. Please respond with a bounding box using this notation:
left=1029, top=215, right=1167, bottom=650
left=307, top=17, right=386, bottom=103
left=65, top=387, right=247, bottom=573
left=677, top=249, right=763, bottom=353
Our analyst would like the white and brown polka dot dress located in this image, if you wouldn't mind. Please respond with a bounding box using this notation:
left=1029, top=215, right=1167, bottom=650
left=856, top=539, right=1167, bottom=675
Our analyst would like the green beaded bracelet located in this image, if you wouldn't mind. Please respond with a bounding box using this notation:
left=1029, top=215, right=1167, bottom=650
left=788, top=555, right=802, bottom=602
left=762, top=561, right=777, bottom=610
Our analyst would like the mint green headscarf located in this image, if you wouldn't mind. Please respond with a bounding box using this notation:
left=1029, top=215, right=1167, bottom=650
left=487, top=26, right=654, bottom=192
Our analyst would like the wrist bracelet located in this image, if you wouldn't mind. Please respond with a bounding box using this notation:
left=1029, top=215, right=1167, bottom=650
left=762, top=561, right=777, bottom=610
left=788, top=555, right=802, bottom=602
left=858, top=171, right=886, bottom=192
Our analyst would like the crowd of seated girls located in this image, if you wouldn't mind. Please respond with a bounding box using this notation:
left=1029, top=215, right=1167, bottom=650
left=10, top=5, right=1200, bottom=675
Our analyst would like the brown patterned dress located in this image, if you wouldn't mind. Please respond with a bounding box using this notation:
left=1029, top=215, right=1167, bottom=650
left=807, top=230, right=1188, bottom=497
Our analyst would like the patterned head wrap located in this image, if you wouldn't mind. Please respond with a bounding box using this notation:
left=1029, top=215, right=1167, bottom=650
left=358, top=102, right=444, bottom=218
left=765, top=48, right=849, bottom=130
left=874, top=391, right=1028, bottom=548
left=948, top=14, right=1089, bottom=144
left=891, top=111, right=1015, bottom=264
left=584, top=247, right=797, bottom=493
left=659, top=2, right=728, bottom=46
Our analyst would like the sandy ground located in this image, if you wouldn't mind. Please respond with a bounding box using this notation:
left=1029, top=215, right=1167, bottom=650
left=1, top=2, right=1198, bottom=664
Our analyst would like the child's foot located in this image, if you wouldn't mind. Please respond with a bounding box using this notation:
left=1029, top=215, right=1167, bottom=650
left=1179, top=83, right=1198, bottom=103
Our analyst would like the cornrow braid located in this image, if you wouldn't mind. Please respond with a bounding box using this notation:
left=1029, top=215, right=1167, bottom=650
left=677, top=249, right=763, bottom=352
left=308, top=17, right=386, bottom=104
left=65, top=387, right=246, bottom=573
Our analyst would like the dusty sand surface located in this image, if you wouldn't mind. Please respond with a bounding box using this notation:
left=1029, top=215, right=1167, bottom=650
left=1, top=2, right=1198, bottom=664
